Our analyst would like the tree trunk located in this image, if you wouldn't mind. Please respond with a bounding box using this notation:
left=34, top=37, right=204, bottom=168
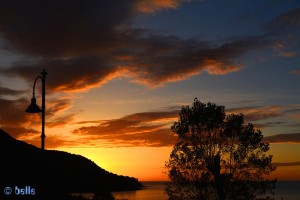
left=213, top=155, right=225, bottom=200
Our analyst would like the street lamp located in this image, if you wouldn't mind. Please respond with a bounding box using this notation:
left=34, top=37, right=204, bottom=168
left=25, top=69, right=47, bottom=150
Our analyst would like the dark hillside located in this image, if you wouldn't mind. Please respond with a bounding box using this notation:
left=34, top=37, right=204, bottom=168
left=0, top=129, right=143, bottom=199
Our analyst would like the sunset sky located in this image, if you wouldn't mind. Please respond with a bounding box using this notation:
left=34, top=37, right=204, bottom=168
left=0, top=0, right=299, bottom=181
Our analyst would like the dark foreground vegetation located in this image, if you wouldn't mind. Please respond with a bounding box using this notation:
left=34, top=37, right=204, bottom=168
left=0, top=129, right=143, bottom=200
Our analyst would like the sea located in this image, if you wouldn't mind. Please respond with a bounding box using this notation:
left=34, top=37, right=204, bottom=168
left=111, top=181, right=300, bottom=200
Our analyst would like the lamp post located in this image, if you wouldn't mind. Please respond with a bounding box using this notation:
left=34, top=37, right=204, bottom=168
left=25, top=69, right=47, bottom=150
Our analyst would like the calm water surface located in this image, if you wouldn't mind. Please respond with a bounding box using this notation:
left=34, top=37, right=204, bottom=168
left=112, top=181, right=168, bottom=200
left=112, top=181, right=300, bottom=200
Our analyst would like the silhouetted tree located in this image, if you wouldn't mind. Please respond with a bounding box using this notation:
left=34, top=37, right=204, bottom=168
left=165, top=98, right=276, bottom=200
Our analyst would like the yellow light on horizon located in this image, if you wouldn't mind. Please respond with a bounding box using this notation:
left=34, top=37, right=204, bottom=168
left=57, top=146, right=172, bottom=181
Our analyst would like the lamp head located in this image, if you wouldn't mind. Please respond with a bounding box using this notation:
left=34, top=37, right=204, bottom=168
left=25, top=97, right=42, bottom=113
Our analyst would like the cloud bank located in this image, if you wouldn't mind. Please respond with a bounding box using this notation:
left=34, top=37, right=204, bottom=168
left=66, top=105, right=300, bottom=148
left=264, top=133, right=300, bottom=144
left=0, top=1, right=299, bottom=148
left=0, top=0, right=279, bottom=92
left=0, top=96, right=74, bottom=138
left=73, top=110, right=179, bottom=147
left=272, top=162, right=300, bottom=167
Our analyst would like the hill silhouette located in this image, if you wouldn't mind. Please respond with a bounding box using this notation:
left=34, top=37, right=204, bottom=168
left=0, top=129, right=143, bottom=200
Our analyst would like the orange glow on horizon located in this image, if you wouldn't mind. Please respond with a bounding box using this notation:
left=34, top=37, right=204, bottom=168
left=57, top=146, right=172, bottom=181
left=56, top=145, right=300, bottom=182
left=269, top=166, right=300, bottom=181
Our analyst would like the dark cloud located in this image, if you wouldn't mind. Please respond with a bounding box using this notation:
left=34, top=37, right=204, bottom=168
left=0, top=95, right=75, bottom=139
left=227, top=105, right=300, bottom=130
left=263, top=133, right=300, bottom=143
left=263, top=8, right=300, bottom=33
left=1, top=57, right=123, bottom=92
left=286, top=123, right=300, bottom=128
left=74, top=120, right=100, bottom=125
left=127, top=35, right=273, bottom=87
left=272, top=162, right=300, bottom=167
left=254, top=121, right=288, bottom=129
left=0, top=0, right=278, bottom=91
left=227, top=105, right=283, bottom=122
left=289, top=69, right=300, bottom=75
left=0, top=86, right=25, bottom=96
left=71, top=104, right=300, bottom=147
left=4, top=100, right=299, bottom=148
left=0, top=0, right=137, bottom=57
left=0, top=98, right=26, bottom=124
left=45, top=97, right=76, bottom=129
left=46, top=98, right=73, bottom=117
left=0, top=0, right=190, bottom=57
left=46, top=114, right=75, bottom=128
left=74, top=110, right=179, bottom=147
left=1, top=35, right=274, bottom=91
left=0, top=98, right=37, bottom=137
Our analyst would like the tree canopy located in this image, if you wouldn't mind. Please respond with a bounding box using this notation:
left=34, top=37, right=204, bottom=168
left=165, top=98, right=276, bottom=200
